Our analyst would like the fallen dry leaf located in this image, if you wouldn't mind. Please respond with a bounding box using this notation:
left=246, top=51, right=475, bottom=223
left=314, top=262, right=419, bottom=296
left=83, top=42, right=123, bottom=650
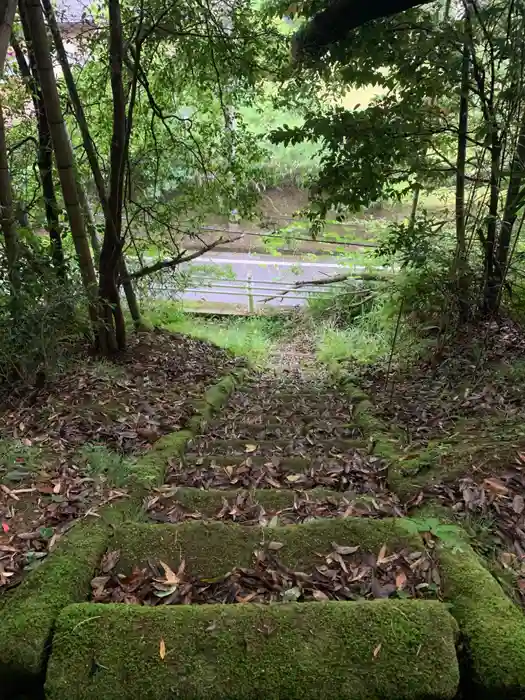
left=484, top=478, right=509, bottom=496
left=100, top=550, right=120, bottom=574
left=159, top=638, right=166, bottom=660
left=373, top=643, right=382, bottom=659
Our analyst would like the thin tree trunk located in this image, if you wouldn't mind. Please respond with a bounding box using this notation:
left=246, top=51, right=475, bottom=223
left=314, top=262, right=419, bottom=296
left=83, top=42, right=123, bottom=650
left=0, top=0, right=19, bottom=298
left=495, top=116, right=525, bottom=297
left=0, top=0, right=16, bottom=61
left=96, top=0, right=128, bottom=354
left=0, top=103, right=18, bottom=294
left=482, top=131, right=502, bottom=314
left=76, top=174, right=101, bottom=262
left=23, top=0, right=99, bottom=328
left=455, top=38, right=469, bottom=321
left=11, top=30, right=64, bottom=279
left=41, top=0, right=143, bottom=332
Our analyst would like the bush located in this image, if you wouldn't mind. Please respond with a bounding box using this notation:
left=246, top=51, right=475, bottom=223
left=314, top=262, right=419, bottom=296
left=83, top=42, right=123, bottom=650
left=0, top=242, right=88, bottom=392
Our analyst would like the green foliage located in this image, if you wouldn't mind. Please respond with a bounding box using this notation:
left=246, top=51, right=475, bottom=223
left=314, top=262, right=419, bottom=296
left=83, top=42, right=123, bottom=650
left=399, top=517, right=465, bottom=552
left=78, top=444, right=133, bottom=488
left=316, top=325, right=389, bottom=368
left=0, top=240, right=88, bottom=389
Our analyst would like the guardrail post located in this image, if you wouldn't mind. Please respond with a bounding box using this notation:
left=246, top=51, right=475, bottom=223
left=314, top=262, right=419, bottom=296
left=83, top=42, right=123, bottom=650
left=246, top=272, right=255, bottom=314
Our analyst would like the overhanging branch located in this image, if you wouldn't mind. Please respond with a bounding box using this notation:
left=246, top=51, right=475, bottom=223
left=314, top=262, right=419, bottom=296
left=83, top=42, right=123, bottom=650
left=293, top=0, right=433, bottom=60
left=121, top=234, right=242, bottom=282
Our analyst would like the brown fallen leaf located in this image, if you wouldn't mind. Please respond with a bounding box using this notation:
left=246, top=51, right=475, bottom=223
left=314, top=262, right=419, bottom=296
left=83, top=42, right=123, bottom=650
left=373, top=643, right=382, bottom=659
left=159, top=638, right=166, bottom=660
left=157, top=559, right=184, bottom=586
left=100, top=550, right=121, bottom=574
left=377, top=544, right=388, bottom=565
left=245, top=444, right=257, bottom=453
left=332, top=543, right=359, bottom=556
left=483, top=478, right=509, bottom=496
left=268, top=541, right=284, bottom=551
left=395, top=571, right=407, bottom=589
left=312, top=589, right=329, bottom=601
left=513, top=495, right=525, bottom=515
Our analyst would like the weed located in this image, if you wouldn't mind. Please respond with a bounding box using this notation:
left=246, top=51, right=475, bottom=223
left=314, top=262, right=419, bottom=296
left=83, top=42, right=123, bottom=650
left=0, top=439, right=47, bottom=481
left=399, top=517, right=465, bottom=552
left=78, top=444, right=132, bottom=488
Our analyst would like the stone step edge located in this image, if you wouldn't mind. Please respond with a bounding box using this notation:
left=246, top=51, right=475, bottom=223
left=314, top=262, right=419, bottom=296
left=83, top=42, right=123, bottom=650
left=175, top=452, right=366, bottom=472
left=151, top=486, right=357, bottom=518
left=124, top=368, right=249, bottom=492
left=188, top=437, right=367, bottom=452
left=45, top=600, right=460, bottom=700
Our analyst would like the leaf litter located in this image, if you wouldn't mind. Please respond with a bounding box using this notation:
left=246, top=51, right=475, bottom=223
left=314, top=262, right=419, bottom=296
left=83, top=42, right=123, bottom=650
left=90, top=541, right=440, bottom=606
left=0, top=330, right=239, bottom=591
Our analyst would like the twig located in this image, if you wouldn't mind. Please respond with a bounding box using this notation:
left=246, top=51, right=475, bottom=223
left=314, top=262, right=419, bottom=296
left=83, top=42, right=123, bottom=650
left=261, top=271, right=386, bottom=303
left=121, top=235, right=242, bottom=282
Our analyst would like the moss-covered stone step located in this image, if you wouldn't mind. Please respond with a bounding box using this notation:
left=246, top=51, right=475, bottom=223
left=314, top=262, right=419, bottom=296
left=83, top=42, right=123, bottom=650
left=439, top=542, right=525, bottom=698
left=159, top=486, right=346, bottom=516
left=207, top=419, right=361, bottom=438
left=190, top=437, right=366, bottom=453
left=110, top=518, right=419, bottom=577
left=0, top=518, right=110, bottom=697
left=45, top=600, right=460, bottom=700
left=176, top=453, right=311, bottom=472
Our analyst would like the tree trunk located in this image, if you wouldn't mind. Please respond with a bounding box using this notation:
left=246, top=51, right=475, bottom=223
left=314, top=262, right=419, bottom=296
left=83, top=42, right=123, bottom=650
left=11, top=30, right=64, bottom=279
left=96, top=0, right=128, bottom=354
left=481, top=132, right=502, bottom=315
left=454, top=38, right=469, bottom=321
left=0, top=103, right=19, bottom=295
left=0, top=0, right=19, bottom=298
left=0, top=0, right=15, bottom=61
left=42, top=0, right=143, bottom=332
left=76, top=174, right=101, bottom=262
left=494, top=116, right=525, bottom=304
left=23, top=0, right=99, bottom=328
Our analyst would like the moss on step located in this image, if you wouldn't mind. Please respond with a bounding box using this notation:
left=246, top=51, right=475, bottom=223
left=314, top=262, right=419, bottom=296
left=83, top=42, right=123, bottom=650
left=111, top=518, right=421, bottom=578
left=165, top=486, right=344, bottom=516
left=179, top=453, right=311, bottom=472
left=0, top=518, right=110, bottom=697
left=45, top=600, right=459, bottom=700
left=189, top=438, right=367, bottom=453
left=129, top=370, right=247, bottom=490
left=438, top=542, right=525, bottom=698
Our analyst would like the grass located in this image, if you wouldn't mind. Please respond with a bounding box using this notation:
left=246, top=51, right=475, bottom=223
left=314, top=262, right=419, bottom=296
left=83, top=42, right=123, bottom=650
left=143, top=302, right=280, bottom=367
left=316, top=325, right=390, bottom=369
left=77, top=444, right=133, bottom=488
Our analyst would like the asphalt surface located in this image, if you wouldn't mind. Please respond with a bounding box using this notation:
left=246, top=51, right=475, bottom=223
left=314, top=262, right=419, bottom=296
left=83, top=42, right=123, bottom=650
left=146, top=251, right=378, bottom=310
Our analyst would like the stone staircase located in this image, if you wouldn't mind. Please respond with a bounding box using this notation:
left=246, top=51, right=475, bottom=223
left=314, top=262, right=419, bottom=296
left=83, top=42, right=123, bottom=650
left=3, top=370, right=525, bottom=700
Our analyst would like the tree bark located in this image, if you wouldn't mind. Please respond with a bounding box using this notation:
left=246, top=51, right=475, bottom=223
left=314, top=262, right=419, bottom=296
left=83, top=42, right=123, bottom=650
left=11, top=30, right=64, bottom=279
left=494, top=116, right=525, bottom=304
left=0, top=0, right=19, bottom=297
left=454, top=38, right=469, bottom=321
left=96, top=0, right=128, bottom=354
left=41, top=0, right=143, bottom=332
left=23, top=0, right=99, bottom=328
left=482, top=132, right=502, bottom=314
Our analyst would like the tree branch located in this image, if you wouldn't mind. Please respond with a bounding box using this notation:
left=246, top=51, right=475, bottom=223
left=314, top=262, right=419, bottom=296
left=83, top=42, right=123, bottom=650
left=121, top=235, right=242, bottom=282
left=293, top=0, right=433, bottom=60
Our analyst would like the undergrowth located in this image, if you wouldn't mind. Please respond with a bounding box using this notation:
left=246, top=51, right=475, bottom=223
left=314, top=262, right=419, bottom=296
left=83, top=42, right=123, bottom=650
left=143, top=302, right=279, bottom=366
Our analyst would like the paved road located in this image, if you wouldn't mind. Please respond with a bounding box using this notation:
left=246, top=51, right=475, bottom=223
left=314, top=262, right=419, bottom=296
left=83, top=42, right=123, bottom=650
left=144, top=251, right=382, bottom=310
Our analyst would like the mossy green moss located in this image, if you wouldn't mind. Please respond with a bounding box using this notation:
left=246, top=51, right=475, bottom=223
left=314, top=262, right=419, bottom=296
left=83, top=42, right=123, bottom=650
left=45, top=600, right=459, bottom=700
left=111, top=518, right=422, bottom=578
left=0, top=519, right=110, bottom=696
left=438, top=542, right=525, bottom=698
left=171, top=487, right=343, bottom=516
left=130, top=371, right=246, bottom=490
